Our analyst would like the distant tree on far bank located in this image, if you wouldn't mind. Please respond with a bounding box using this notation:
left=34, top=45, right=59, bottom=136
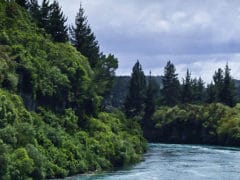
left=143, top=72, right=159, bottom=128
left=181, top=69, right=193, bottom=103
left=161, top=61, right=180, bottom=106
left=221, top=64, right=237, bottom=107
left=192, top=77, right=204, bottom=103
left=213, top=68, right=224, bottom=102
left=124, top=61, right=146, bottom=118
left=205, top=65, right=237, bottom=106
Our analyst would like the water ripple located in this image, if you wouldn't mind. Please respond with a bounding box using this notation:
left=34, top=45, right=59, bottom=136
left=70, top=143, right=240, bottom=180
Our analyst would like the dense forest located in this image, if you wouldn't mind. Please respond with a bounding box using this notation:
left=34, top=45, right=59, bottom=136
left=121, top=60, right=240, bottom=146
left=106, top=75, right=240, bottom=110
left=0, top=0, right=145, bottom=179
left=1, top=0, right=240, bottom=179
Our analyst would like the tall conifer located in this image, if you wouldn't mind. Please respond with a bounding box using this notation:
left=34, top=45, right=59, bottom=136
left=125, top=61, right=146, bottom=118
left=48, top=1, right=68, bottom=42
left=205, top=82, right=216, bottom=103
left=213, top=68, right=224, bottom=102
left=70, top=4, right=100, bottom=68
left=161, top=61, right=180, bottom=106
left=38, top=0, right=50, bottom=30
left=143, top=72, right=159, bottom=128
left=221, top=64, right=237, bottom=107
left=15, top=0, right=29, bottom=9
left=71, top=4, right=118, bottom=98
left=181, top=69, right=193, bottom=103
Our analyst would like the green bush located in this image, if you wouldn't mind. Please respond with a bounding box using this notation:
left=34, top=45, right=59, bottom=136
left=0, top=89, right=145, bottom=179
left=152, top=103, right=240, bottom=145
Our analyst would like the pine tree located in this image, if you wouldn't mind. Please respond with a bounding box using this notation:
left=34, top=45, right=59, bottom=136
left=38, top=0, right=51, bottom=30
left=191, top=77, right=204, bottom=103
left=15, top=0, right=29, bottom=9
left=213, top=68, right=224, bottom=102
left=161, top=61, right=180, bottom=106
left=95, top=53, right=118, bottom=97
left=205, top=82, right=216, bottom=103
left=221, top=64, right=237, bottom=107
left=28, top=0, right=40, bottom=22
left=124, top=61, right=146, bottom=118
left=48, top=1, right=68, bottom=42
left=71, top=4, right=118, bottom=99
left=181, top=69, right=193, bottom=103
left=143, top=72, right=159, bottom=128
left=70, top=4, right=100, bottom=68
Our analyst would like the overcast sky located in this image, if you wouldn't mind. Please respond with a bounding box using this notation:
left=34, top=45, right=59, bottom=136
left=41, top=0, right=240, bottom=83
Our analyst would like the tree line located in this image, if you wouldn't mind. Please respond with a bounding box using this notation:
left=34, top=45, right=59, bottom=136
left=124, top=61, right=238, bottom=122
left=14, top=0, right=118, bottom=110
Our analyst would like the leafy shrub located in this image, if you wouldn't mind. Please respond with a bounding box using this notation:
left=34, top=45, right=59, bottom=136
left=153, top=104, right=240, bottom=145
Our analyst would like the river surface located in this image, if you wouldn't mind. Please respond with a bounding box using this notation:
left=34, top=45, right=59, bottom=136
left=68, top=143, right=240, bottom=180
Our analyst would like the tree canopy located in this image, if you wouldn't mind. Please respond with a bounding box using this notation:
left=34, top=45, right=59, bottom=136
left=0, top=1, right=145, bottom=179
left=70, top=4, right=100, bottom=68
left=161, top=61, right=180, bottom=106
left=124, top=61, right=146, bottom=118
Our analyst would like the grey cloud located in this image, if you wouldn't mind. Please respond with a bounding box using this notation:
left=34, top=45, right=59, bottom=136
left=39, top=0, right=240, bottom=81
left=45, top=0, right=240, bottom=55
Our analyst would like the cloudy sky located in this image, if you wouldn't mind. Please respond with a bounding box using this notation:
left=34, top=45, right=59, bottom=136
left=43, top=0, right=240, bottom=83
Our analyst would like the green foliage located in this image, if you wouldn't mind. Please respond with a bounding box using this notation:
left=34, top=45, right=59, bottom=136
left=0, top=1, right=145, bottom=179
left=0, top=0, right=100, bottom=115
left=28, top=0, right=68, bottom=42
left=221, top=64, right=238, bottom=107
left=124, top=61, right=146, bottom=118
left=9, top=147, right=34, bottom=179
left=38, top=0, right=50, bottom=29
left=205, top=65, right=238, bottom=106
left=48, top=0, right=68, bottom=42
left=70, top=4, right=118, bottom=99
left=180, top=70, right=205, bottom=104
left=15, top=0, right=29, bottom=9
left=181, top=69, right=193, bottom=103
left=0, top=89, right=145, bottom=179
left=0, top=46, right=18, bottom=91
left=191, top=77, right=204, bottom=102
left=143, top=73, right=160, bottom=129
left=205, top=82, right=215, bottom=103
left=213, top=68, right=224, bottom=102
left=161, top=61, right=180, bottom=106
left=152, top=103, right=240, bottom=145
left=95, top=54, right=118, bottom=98
left=70, top=3, right=100, bottom=68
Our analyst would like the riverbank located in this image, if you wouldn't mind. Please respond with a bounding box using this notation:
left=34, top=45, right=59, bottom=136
left=144, top=104, right=240, bottom=147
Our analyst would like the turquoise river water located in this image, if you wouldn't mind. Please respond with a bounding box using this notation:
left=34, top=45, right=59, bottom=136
left=66, top=143, right=240, bottom=180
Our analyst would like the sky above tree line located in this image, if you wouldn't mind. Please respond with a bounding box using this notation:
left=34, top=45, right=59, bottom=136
left=40, top=0, right=240, bottom=83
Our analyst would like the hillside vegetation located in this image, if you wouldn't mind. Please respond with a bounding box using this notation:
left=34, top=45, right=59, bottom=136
left=0, top=1, right=146, bottom=179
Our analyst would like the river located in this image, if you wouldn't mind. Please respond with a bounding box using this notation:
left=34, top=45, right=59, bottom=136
left=68, top=143, right=240, bottom=180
